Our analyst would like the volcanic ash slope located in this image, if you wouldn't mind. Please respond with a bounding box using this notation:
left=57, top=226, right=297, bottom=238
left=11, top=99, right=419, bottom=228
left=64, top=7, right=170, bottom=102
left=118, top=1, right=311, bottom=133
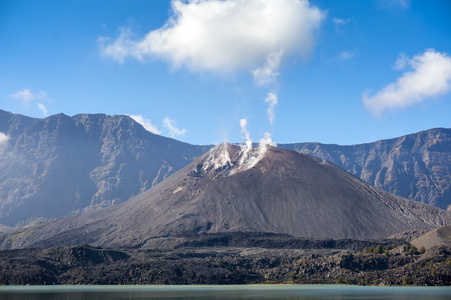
left=9, top=144, right=451, bottom=249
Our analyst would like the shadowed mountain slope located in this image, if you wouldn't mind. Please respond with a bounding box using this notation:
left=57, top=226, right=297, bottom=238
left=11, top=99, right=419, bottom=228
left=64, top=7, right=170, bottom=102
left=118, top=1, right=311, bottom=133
left=0, top=109, right=208, bottom=227
left=6, top=144, right=451, bottom=249
left=279, top=128, right=451, bottom=210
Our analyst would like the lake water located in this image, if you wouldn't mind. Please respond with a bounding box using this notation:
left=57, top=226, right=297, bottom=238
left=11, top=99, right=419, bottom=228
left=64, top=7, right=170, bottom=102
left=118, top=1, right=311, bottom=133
left=0, top=285, right=450, bottom=300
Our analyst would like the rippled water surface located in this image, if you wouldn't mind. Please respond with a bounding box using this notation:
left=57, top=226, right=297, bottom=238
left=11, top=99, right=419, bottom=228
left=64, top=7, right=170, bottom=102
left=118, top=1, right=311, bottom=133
left=1, top=285, right=450, bottom=300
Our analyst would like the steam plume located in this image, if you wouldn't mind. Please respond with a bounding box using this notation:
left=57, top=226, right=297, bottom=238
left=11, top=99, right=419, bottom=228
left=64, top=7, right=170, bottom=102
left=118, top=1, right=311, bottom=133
left=264, top=93, right=278, bottom=126
left=239, top=118, right=252, bottom=149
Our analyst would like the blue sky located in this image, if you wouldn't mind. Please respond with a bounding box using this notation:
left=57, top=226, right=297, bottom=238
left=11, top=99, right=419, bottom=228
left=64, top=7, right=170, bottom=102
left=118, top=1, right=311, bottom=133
left=1, top=0, right=451, bottom=146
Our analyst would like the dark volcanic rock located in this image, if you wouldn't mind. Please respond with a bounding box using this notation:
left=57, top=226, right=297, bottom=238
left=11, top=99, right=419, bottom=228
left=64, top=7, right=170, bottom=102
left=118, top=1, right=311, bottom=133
left=0, top=109, right=208, bottom=227
left=4, top=144, right=451, bottom=249
left=279, top=128, right=451, bottom=210
left=0, top=242, right=449, bottom=286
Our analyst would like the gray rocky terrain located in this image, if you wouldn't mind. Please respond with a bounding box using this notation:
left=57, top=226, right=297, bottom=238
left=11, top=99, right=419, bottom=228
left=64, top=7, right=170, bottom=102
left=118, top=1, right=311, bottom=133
left=0, top=109, right=208, bottom=227
left=0, top=236, right=449, bottom=286
left=1, top=109, right=450, bottom=229
left=2, top=144, right=450, bottom=250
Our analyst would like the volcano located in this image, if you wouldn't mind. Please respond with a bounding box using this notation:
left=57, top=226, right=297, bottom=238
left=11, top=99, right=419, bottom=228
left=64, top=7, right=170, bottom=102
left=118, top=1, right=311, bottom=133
left=7, top=144, right=451, bottom=249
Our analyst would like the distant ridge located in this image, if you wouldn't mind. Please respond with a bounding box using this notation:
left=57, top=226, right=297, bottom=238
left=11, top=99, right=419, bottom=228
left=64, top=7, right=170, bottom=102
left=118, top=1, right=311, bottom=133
left=5, top=144, right=450, bottom=250
left=0, top=109, right=208, bottom=226
left=279, top=127, right=451, bottom=210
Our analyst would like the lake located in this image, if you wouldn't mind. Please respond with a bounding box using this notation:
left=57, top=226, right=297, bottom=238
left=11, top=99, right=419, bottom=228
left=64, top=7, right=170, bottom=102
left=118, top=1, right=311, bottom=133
left=0, top=285, right=450, bottom=300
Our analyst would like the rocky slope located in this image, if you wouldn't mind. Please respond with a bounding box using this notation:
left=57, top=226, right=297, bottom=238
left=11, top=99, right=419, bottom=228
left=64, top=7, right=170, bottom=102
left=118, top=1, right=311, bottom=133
left=411, top=226, right=451, bottom=249
left=279, top=128, right=451, bottom=210
left=0, top=109, right=208, bottom=227
left=4, top=144, right=451, bottom=249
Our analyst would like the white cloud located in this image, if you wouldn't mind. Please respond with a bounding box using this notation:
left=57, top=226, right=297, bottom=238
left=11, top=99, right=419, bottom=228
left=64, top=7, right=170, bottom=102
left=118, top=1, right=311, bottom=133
left=163, top=117, right=187, bottom=138
left=363, top=49, right=451, bottom=115
left=0, top=132, right=9, bottom=145
left=264, top=93, right=278, bottom=126
left=127, top=114, right=161, bottom=135
left=339, top=51, right=356, bottom=61
left=382, top=0, right=409, bottom=8
left=332, top=17, right=350, bottom=30
left=100, top=0, right=325, bottom=79
left=37, top=103, right=48, bottom=116
left=393, top=53, right=409, bottom=70
left=10, top=89, right=47, bottom=105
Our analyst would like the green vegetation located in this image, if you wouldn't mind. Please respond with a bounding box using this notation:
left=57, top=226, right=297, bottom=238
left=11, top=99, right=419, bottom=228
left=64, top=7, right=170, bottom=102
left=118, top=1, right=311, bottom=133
left=362, top=245, right=391, bottom=256
left=418, top=246, right=426, bottom=254
left=375, top=245, right=383, bottom=254
left=446, top=257, right=451, bottom=266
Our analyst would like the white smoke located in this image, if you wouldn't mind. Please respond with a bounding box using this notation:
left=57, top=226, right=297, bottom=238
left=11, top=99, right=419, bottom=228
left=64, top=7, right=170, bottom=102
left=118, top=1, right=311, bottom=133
left=238, top=118, right=253, bottom=167
left=264, top=93, right=278, bottom=126
left=0, top=132, right=9, bottom=145
left=239, top=118, right=252, bottom=149
left=0, top=132, right=9, bottom=154
left=231, top=119, right=277, bottom=173
left=253, top=50, right=284, bottom=86
left=100, top=0, right=325, bottom=152
left=259, top=132, right=276, bottom=147
left=203, top=143, right=233, bottom=171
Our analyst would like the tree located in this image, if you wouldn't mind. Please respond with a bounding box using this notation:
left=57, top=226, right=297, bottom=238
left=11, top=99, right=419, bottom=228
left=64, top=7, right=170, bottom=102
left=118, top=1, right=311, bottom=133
left=375, top=245, right=383, bottom=254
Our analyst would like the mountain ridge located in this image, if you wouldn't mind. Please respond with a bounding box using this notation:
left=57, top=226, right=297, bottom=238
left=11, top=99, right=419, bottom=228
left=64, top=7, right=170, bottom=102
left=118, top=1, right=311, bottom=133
left=4, top=144, right=450, bottom=250
left=0, top=109, right=209, bottom=226
left=279, top=127, right=451, bottom=210
left=0, top=109, right=450, bottom=227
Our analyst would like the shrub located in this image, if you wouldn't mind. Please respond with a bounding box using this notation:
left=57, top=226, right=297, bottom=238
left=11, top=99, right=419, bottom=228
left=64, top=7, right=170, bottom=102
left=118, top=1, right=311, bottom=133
left=418, top=246, right=426, bottom=254
left=375, top=245, right=383, bottom=254
left=409, top=245, right=418, bottom=255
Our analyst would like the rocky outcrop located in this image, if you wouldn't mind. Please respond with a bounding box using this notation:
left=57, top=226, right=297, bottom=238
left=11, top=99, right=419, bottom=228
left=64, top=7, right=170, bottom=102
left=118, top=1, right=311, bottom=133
left=0, top=109, right=208, bottom=226
left=0, top=240, right=449, bottom=286
left=279, top=128, right=451, bottom=210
